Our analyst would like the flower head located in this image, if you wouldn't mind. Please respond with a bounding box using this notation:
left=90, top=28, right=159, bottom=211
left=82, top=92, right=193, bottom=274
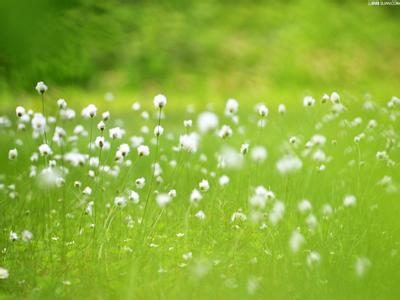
left=303, top=96, right=316, bottom=107
left=156, top=193, right=171, bottom=207
left=57, top=99, right=67, bottom=109
left=153, top=94, right=167, bottom=109
left=16, top=106, right=26, bottom=118
left=35, top=81, right=48, bottom=94
left=225, top=98, right=239, bottom=115
left=137, top=145, right=150, bottom=157
left=95, top=136, right=105, bottom=148
left=82, top=104, right=97, bottom=118
left=8, top=148, right=18, bottom=160
left=154, top=125, right=164, bottom=137
left=38, top=144, right=52, bottom=156
left=256, top=104, right=268, bottom=117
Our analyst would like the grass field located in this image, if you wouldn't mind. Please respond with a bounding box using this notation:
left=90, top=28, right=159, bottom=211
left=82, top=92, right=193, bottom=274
left=1, top=87, right=400, bottom=299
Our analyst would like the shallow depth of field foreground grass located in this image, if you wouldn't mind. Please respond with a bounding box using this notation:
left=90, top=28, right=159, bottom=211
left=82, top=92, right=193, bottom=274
left=1, top=88, right=400, bottom=299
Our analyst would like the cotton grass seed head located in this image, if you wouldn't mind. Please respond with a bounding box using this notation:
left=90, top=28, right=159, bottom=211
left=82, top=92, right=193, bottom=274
left=153, top=94, right=167, bottom=109
left=0, top=267, right=9, bottom=279
left=156, top=193, right=171, bottom=207
left=82, top=104, right=97, bottom=118
left=183, top=119, right=192, bottom=128
left=154, top=125, right=164, bottom=137
left=303, top=96, right=315, bottom=107
left=240, top=143, right=249, bottom=155
left=225, top=98, right=239, bottom=115
left=16, top=106, right=26, bottom=118
left=137, top=145, right=150, bottom=157
left=289, top=230, right=305, bottom=253
left=251, top=146, right=267, bottom=162
left=38, top=144, right=52, bottom=156
left=343, top=195, right=357, bottom=207
left=278, top=104, right=286, bottom=114
left=256, top=103, right=268, bottom=117
left=190, top=189, right=202, bottom=203
left=199, top=179, right=210, bottom=192
left=102, top=111, right=110, bottom=121
left=35, top=81, right=48, bottom=94
left=180, top=133, right=199, bottom=152
left=57, top=99, right=67, bottom=109
left=276, top=155, right=302, bottom=174
left=197, top=112, right=219, bottom=134
left=135, top=177, right=146, bottom=189
left=8, top=148, right=18, bottom=160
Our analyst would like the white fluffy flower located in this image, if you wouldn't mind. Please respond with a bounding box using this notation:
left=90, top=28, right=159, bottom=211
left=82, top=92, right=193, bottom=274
left=16, top=106, right=26, bottom=118
left=95, top=136, right=105, bottom=148
left=60, top=108, right=76, bottom=120
left=9, top=231, right=18, bottom=241
left=321, top=93, right=330, bottom=103
left=330, top=92, right=340, bottom=103
left=278, top=104, right=286, bottom=114
left=306, top=214, right=318, bottom=229
left=276, top=155, right=302, bottom=174
left=251, top=146, right=267, bottom=162
left=240, top=143, right=249, bottom=155
left=225, top=98, right=239, bottom=115
left=130, top=136, right=144, bottom=148
left=137, top=145, right=150, bottom=156
left=109, top=127, right=124, bottom=139
left=180, top=133, right=199, bottom=152
left=31, top=113, right=46, bottom=131
left=168, top=189, right=177, bottom=198
left=249, top=195, right=266, bottom=209
left=57, top=99, right=67, bottom=109
left=114, top=196, right=127, bottom=207
left=298, top=199, right=312, bottom=214
left=22, top=230, right=33, bottom=242
left=156, top=193, right=171, bottom=207
left=355, top=257, right=371, bottom=277
left=219, top=175, right=230, bottom=186
left=312, top=149, right=326, bottom=162
left=38, top=144, right=52, bottom=156
left=153, top=94, right=167, bottom=109
left=343, top=195, right=356, bottom=207
left=118, top=143, right=130, bottom=157
left=231, top=210, right=247, bottom=222
left=303, top=96, right=316, bottom=107
left=199, top=179, right=210, bottom=192
left=85, top=201, right=94, bottom=216
left=135, top=177, right=146, bottom=189
left=307, top=251, right=321, bottom=267
left=128, top=190, right=140, bottom=203
left=154, top=125, right=164, bottom=136
left=102, top=111, right=110, bottom=121
left=289, top=230, right=304, bottom=253
left=83, top=186, right=92, bottom=195
left=132, top=102, right=141, bottom=111
left=256, top=104, right=268, bottom=117
left=35, top=81, right=48, bottom=94
left=269, top=201, right=285, bottom=225
left=190, top=189, right=202, bottom=203
left=8, top=148, right=18, bottom=160
left=183, top=120, right=192, bottom=128
left=218, top=125, right=233, bottom=139
left=311, top=134, right=327, bottom=146
left=97, top=121, right=105, bottom=131
left=197, top=112, right=219, bottom=133
left=0, top=267, right=9, bottom=279
left=195, top=210, right=206, bottom=220
left=82, top=104, right=97, bottom=118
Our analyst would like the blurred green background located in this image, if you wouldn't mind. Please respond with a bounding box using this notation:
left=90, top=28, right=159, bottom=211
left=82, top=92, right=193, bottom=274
left=0, top=0, right=399, bottom=107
